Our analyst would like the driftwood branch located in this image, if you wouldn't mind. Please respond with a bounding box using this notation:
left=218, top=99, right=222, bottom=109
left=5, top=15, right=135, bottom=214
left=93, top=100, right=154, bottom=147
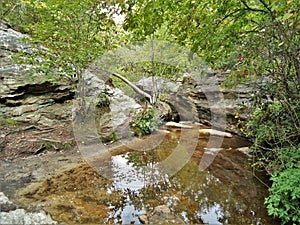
left=110, top=71, right=155, bottom=104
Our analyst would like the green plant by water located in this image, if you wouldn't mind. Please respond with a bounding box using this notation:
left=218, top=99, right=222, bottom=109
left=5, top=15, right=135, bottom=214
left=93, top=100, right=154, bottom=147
left=130, top=108, right=161, bottom=137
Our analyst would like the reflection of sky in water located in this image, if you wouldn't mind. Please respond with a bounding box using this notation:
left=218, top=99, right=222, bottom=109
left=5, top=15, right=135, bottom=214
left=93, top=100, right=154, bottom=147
left=111, top=155, right=146, bottom=190
left=110, top=153, right=227, bottom=225
left=111, top=154, right=163, bottom=191
left=106, top=137, right=274, bottom=225
left=109, top=155, right=149, bottom=224
left=198, top=203, right=224, bottom=225
left=111, top=204, right=145, bottom=225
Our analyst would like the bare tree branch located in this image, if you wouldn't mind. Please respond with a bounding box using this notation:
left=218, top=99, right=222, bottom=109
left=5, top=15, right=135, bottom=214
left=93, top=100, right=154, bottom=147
left=241, top=0, right=268, bottom=14
left=258, top=0, right=272, bottom=13
left=110, top=71, right=154, bottom=104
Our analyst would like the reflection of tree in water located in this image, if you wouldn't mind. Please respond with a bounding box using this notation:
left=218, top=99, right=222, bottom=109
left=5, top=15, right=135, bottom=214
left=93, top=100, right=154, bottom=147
left=123, top=151, right=159, bottom=168
left=116, top=148, right=275, bottom=224
left=122, top=133, right=179, bottom=167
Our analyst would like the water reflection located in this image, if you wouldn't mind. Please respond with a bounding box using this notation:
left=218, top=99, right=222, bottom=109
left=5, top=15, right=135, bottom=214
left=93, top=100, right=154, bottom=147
left=17, top=130, right=279, bottom=225
left=105, top=131, right=276, bottom=225
left=198, top=203, right=224, bottom=225
left=111, top=155, right=147, bottom=190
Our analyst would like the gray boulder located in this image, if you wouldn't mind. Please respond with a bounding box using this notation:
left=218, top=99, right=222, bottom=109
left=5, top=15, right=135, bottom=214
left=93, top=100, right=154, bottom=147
left=0, top=209, right=57, bottom=225
left=135, top=74, right=254, bottom=132
left=73, top=71, right=142, bottom=142
left=182, top=72, right=254, bottom=132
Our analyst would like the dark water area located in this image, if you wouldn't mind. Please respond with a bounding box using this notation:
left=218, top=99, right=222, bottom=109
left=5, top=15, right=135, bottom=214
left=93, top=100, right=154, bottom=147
left=16, top=128, right=280, bottom=225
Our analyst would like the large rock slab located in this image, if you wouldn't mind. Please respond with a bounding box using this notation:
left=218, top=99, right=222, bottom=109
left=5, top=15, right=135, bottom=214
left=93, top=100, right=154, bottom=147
left=182, top=72, right=254, bottom=133
left=73, top=71, right=142, bottom=142
left=135, top=73, right=254, bottom=133
left=0, top=20, right=74, bottom=126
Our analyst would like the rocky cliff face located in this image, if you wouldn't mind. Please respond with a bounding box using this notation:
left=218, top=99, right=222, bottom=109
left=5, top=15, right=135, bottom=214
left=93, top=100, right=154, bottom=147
left=0, top=21, right=143, bottom=158
left=134, top=75, right=254, bottom=134
left=0, top=20, right=254, bottom=141
left=0, top=20, right=74, bottom=126
left=181, top=73, right=254, bottom=133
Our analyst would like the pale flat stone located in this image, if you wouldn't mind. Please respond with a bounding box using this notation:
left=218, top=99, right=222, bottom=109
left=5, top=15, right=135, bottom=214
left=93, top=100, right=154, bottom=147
left=154, top=205, right=171, bottom=214
left=165, top=121, right=193, bottom=129
left=199, top=128, right=233, bottom=137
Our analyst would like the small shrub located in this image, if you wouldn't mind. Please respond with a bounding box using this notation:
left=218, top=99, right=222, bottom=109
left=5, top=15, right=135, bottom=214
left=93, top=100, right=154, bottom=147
left=130, top=108, right=160, bottom=137
left=265, top=165, right=300, bottom=225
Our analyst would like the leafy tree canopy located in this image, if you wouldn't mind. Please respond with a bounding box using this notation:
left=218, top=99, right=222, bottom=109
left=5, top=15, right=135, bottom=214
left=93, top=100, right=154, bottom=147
left=122, top=0, right=300, bottom=77
left=1, top=1, right=299, bottom=223
left=1, top=0, right=125, bottom=75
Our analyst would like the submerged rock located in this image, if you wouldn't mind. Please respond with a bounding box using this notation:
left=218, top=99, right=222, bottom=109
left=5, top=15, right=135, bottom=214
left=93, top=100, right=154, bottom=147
left=148, top=204, right=186, bottom=224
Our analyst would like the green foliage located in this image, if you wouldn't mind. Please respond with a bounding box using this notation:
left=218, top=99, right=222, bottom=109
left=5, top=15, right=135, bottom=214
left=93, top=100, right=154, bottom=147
left=113, top=61, right=184, bottom=91
left=1, top=0, right=123, bottom=77
left=99, top=132, right=119, bottom=143
left=1, top=1, right=299, bottom=223
left=246, top=99, right=300, bottom=224
left=123, top=151, right=159, bottom=168
left=121, top=1, right=300, bottom=224
left=130, top=108, right=160, bottom=137
left=246, top=100, right=300, bottom=149
left=122, top=0, right=300, bottom=74
left=265, top=165, right=300, bottom=225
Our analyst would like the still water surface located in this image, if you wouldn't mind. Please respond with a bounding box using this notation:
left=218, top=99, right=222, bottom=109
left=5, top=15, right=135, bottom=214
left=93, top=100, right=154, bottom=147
left=18, top=128, right=279, bottom=224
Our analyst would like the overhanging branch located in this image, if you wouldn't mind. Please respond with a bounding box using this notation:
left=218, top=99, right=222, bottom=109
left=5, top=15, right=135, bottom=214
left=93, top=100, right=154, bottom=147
left=110, top=71, right=155, bottom=104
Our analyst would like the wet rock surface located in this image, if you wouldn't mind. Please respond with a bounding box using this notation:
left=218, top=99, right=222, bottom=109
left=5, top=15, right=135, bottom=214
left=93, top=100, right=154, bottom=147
left=0, top=124, right=280, bottom=225
left=138, top=204, right=187, bottom=224
left=0, top=148, right=83, bottom=199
